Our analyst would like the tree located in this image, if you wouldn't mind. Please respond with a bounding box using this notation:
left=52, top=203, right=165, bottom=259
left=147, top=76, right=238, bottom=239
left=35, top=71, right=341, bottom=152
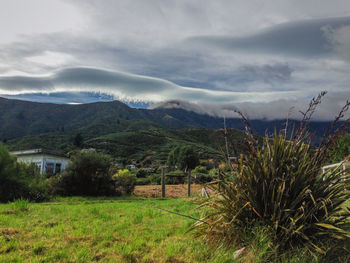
left=178, top=146, right=200, bottom=171
left=0, top=144, right=48, bottom=202
left=167, top=146, right=181, bottom=167
left=328, top=133, right=350, bottom=162
left=73, top=133, right=83, bottom=148
left=167, top=145, right=199, bottom=171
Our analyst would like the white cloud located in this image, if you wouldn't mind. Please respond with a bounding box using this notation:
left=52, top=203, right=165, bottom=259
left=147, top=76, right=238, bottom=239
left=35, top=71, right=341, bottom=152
left=26, top=51, right=75, bottom=67
left=0, top=67, right=305, bottom=104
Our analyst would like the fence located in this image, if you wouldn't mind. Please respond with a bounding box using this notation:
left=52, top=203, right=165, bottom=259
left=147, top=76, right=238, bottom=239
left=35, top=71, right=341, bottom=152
left=159, top=167, right=211, bottom=198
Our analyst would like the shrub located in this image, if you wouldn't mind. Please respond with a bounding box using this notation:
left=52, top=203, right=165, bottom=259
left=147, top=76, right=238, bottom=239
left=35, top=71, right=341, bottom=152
left=136, top=168, right=149, bottom=178
left=149, top=173, right=161, bottom=185
left=208, top=168, right=219, bottom=178
left=192, top=166, right=208, bottom=174
left=192, top=166, right=214, bottom=183
left=50, top=151, right=116, bottom=196
left=0, top=145, right=49, bottom=202
left=113, top=169, right=136, bottom=194
left=195, top=93, right=350, bottom=261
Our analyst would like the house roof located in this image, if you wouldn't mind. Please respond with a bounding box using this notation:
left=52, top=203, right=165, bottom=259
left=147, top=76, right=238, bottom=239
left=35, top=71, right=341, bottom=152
left=10, top=148, right=69, bottom=159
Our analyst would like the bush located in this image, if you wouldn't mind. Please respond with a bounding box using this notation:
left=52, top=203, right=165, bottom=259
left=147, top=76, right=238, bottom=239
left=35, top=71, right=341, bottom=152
left=0, top=145, right=49, bottom=202
left=149, top=173, right=161, bottom=185
left=136, top=168, right=149, bottom=178
left=135, top=177, right=152, bottom=185
left=192, top=166, right=215, bottom=183
left=195, top=93, right=350, bottom=261
left=113, top=169, right=136, bottom=194
left=208, top=168, right=219, bottom=178
left=50, top=151, right=116, bottom=196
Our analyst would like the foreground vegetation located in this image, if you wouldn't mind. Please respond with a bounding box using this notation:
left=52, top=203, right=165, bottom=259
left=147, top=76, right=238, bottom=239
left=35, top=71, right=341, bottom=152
left=3, top=197, right=343, bottom=263
left=196, top=93, right=350, bottom=262
left=0, top=197, right=242, bottom=263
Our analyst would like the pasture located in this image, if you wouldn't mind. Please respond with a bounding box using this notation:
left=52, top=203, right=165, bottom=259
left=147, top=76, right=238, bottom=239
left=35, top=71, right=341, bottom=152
left=0, top=197, right=235, bottom=263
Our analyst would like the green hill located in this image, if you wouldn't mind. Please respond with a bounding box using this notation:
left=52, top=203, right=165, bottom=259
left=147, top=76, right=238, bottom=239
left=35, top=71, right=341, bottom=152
left=4, top=119, right=246, bottom=166
left=1, top=97, right=337, bottom=165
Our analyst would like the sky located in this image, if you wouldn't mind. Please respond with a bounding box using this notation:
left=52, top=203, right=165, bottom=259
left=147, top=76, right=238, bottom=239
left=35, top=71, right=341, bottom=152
left=0, top=0, right=349, bottom=120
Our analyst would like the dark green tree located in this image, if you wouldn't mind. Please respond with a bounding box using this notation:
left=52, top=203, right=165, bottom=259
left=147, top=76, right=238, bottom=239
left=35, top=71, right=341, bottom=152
left=0, top=144, right=48, bottom=202
left=73, top=133, right=83, bottom=148
left=167, top=146, right=181, bottom=167
left=178, top=146, right=200, bottom=171
left=167, top=145, right=199, bottom=171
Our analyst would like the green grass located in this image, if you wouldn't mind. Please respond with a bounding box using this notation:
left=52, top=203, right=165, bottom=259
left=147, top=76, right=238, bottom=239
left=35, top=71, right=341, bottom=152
left=0, top=196, right=337, bottom=262
left=0, top=197, right=240, bottom=263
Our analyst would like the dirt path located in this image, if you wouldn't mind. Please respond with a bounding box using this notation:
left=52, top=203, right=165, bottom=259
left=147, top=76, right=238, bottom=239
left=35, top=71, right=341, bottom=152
left=133, top=184, right=208, bottom=198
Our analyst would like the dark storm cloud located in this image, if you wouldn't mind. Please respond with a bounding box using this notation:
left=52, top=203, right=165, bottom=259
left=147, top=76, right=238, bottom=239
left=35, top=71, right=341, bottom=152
left=188, top=16, right=350, bottom=57
left=238, top=63, right=293, bottom=84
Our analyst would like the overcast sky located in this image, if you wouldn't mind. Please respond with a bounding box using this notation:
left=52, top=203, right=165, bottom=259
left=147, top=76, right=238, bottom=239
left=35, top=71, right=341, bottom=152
left=0, top=0, right=349, bottom=120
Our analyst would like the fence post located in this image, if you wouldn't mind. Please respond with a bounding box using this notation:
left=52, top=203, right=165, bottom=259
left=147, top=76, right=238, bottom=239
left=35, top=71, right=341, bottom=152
left=161, top=167, right=166, bottom=198
left=187, top=170, right=191, bottom=197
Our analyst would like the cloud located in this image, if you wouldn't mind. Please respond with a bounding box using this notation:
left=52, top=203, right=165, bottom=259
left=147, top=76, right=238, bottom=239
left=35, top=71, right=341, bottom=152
left=188, top=16, right=350, bottom=58
left=26, top=51, right=75, bottom=67
left=2, top=92, right=114, bottom=104
left=0, top=0, right=84, bottom=44
left=152, top=93, right=350, bottom=121
left=323, top=25, right=350, bottom=60
left=238, top=63, right=293, bottom=84
left=0, top=1, right=349, bottom=121
left=0, top=66, right=304, bottom=104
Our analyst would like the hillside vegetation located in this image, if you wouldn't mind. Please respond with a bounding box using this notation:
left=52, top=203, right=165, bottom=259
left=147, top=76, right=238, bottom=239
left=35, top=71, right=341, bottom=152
left=2, top=97, right=339, bottom=165
left=0, top=97, right=339, bottom=143
left=5, top=121, right=246, bottom=166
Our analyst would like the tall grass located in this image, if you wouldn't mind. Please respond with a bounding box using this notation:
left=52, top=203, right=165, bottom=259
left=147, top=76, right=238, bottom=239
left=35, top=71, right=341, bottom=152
left=195, top=92, right=350, bottom=261
left=11, top=198, right=30, bottom=212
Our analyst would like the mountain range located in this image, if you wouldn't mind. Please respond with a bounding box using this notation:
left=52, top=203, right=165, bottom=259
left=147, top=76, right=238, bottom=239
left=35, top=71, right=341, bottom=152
left=0, top=97, right=335, bottom=139
left=0, top=97, right=338, bottom=166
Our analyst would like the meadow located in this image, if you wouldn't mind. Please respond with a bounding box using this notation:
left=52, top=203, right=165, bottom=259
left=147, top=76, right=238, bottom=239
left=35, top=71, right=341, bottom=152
left=0, top=197, right=237, bottom=263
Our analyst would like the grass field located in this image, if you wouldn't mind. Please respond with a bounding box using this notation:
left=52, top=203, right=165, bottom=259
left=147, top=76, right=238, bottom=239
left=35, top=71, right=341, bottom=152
left=0, top=197, right=237, bottom=263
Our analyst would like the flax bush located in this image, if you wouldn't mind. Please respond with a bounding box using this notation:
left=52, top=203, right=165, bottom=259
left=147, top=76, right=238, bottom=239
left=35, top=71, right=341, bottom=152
left=195, top=93, right=350, bottom=261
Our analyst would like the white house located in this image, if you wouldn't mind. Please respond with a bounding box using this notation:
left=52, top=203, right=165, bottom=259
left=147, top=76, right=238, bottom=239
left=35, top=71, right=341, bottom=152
left=322, top=157, right=350, bottom=174
left=128, top=164, right=136, bottom=170
left=10, top=149, right=70, bottom=175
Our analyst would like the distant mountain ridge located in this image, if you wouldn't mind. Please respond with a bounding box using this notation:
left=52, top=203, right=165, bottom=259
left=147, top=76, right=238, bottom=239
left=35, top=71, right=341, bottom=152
left=0, top=97, right=337, bottom=142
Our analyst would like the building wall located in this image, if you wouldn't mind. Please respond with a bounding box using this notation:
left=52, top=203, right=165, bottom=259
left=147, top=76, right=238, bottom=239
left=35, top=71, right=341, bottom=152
left=16, top=154, right=69, bottom=174
left=322, top=160, right=350, bottom=174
